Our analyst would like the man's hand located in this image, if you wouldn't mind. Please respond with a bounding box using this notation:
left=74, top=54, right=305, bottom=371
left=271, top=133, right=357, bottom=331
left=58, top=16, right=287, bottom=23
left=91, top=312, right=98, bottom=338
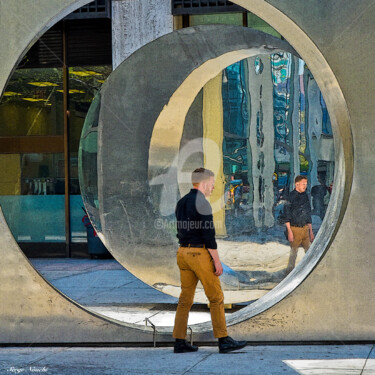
left=285, top=223, right=293, bottom=243
left=308, top=224, right=314, bottom=242
left=207, top=248, right=223, bottom=276
left=287, top=230, right=294, bottom=243
left=214, top=260, right=223, bottom=276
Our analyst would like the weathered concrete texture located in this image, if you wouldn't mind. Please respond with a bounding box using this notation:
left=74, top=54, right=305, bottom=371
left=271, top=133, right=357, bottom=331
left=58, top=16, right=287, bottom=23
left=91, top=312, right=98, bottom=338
left=0, top=209, right=156, bottom=344
left=112, top=0, right=173, bottom=69
left=0, top=0, right=90, bottom=97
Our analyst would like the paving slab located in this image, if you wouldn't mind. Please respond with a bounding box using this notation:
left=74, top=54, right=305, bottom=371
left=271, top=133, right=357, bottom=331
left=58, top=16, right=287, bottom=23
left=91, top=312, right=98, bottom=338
left=77, top=286, right=178, bottom=305
left=50, top=270, right=137, bottom=289
left=363, top=348, right=375, bottom=375
left=0, top=347, right=69, bottom=373
left=31, top=259, right=124, bottom=271
left=284, top=359, right=366, bottom=374
left=35, top=270, right=91, bottom=281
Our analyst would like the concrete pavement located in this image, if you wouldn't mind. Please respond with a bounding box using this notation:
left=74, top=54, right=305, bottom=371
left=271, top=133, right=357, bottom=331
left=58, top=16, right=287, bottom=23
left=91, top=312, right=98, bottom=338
left=30, top=258, right=244, bottom=327
left=1, top=344, right=374, bottom=374
left=2, top=259, right=374, bottom=374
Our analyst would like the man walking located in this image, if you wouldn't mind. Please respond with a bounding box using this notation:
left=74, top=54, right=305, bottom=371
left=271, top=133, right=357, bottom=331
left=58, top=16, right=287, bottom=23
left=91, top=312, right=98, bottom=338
left=284, top=175, right=314, bottom=275
left=173, top=168, right=247, bottom=354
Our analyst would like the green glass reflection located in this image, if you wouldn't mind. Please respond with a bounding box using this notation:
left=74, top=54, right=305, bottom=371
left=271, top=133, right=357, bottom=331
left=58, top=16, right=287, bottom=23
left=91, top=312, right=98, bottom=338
left=0, top=153, right=65, bottom=196
left=247, top=13, right=281, bottom=38
left=68, top=65, right=111, bottom=195
left=190, top=13, right=243, bottom=26
left=0, top=68, right=63, bottom=136
left=78, top=91, right=101, bottom=231
left=0, top=152, right=66, bottom=242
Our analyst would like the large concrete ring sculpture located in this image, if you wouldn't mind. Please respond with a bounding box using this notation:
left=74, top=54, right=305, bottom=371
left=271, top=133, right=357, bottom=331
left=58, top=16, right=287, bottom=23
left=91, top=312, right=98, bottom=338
left=88, top=25, right=305, bottom=304
left=4, top=0, right=375, bottom=344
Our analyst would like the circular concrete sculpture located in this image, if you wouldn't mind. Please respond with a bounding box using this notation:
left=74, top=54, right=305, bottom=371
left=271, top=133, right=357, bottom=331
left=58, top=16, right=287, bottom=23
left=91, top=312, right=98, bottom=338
left=80, top=24, right=337, bottom=305
left=2, top=0, right=368, bottom=344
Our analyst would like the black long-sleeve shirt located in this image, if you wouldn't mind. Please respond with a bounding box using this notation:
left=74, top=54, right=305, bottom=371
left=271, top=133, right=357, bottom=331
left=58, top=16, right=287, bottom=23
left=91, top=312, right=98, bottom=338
left=284, top=189, right=312, bottom=227
left=175, top=189, right=217, bottom=249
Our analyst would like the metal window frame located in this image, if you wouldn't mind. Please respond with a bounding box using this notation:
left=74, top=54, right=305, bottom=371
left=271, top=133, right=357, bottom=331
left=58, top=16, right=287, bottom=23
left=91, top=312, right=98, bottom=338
left=172, top=0, right=246, bottom=15
left=65, top=0, right=111, bottom=20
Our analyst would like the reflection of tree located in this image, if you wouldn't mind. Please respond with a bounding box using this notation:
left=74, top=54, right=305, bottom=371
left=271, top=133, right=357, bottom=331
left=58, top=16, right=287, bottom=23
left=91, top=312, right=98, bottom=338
left=1, top=66, right=111, bottom=106
left=3, top=68, right=63, bottom=104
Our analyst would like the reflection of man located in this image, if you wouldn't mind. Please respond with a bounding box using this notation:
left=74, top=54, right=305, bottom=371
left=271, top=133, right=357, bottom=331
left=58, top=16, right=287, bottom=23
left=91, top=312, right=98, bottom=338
left=284, top=175, right=314, bottom=275
left=173, top=168, right=247, bottom=354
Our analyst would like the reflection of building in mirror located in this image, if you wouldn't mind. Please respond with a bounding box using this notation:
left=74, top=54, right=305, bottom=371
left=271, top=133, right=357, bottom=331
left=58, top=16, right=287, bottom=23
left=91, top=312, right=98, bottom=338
left=219, top=53, right=334, bottom=243
left=175, top=52, right=336, bottom=292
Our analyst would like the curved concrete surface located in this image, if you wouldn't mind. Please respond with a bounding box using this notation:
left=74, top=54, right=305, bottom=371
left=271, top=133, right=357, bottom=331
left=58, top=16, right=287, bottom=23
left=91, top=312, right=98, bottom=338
left=0, top=207, right=155, bottom=344
left=96, top=25, right=299, bottom=304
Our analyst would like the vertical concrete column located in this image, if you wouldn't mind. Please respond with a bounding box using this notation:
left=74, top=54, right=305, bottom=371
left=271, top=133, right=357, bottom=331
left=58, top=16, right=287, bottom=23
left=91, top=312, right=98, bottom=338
left=247, top=56, right=275, bottom=228
left=112, top=0, right=173, bottom=69
left=306, top=76, right=323, bottom=188
left=244, top=61, right=254, bottom=215
left=203, top=74, right=227, bottom=236
left=288, top=56, right=301, bottom=184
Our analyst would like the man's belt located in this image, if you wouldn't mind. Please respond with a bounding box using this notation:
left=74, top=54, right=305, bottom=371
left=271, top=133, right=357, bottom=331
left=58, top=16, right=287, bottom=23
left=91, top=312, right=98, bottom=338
left=180, top=244, right=205, bottom=248
left=291, top=223, right=308, bottom=228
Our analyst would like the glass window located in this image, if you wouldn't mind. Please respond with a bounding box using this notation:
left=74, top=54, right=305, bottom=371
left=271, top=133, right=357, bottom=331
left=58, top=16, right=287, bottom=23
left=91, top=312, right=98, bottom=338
left=190, top=13, right=243, bottom=26
left=0, top=68, right=63, bottom=136
left=68, top=66, right=111, bottom=243
left=0, top=153, right=65, bottom=242
left=247, top=13, right=281, bottom=38
left=68, top=65, right=111, bottom=195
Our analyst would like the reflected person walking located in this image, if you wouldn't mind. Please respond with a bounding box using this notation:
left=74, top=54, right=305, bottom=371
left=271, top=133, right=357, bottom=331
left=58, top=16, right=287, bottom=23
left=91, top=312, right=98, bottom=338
left=284, top=175, right=314, bottom=275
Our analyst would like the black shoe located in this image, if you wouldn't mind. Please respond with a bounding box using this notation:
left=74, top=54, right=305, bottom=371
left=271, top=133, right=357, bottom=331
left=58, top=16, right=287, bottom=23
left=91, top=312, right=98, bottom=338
left=218, top=336, right=247, bottom=353
left=174, top=339, right=199, bottom=353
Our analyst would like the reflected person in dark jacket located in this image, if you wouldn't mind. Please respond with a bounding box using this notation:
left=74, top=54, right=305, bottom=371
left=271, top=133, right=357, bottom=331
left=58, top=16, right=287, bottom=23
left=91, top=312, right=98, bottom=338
left=284, top=175, right=314, bottom=275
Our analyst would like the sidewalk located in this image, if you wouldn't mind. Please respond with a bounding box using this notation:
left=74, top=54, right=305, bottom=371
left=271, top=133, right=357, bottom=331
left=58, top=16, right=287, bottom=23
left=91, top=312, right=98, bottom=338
left=30, top=258, right=244, bottom=326
left=1, top=344, right=374, bottom=374
left=5, top=259, right=375, bottom=374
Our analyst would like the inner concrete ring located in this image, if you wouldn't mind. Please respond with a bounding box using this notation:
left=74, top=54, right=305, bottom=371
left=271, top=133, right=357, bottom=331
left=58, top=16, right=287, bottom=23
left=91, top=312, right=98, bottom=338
left=96, top=19, right=351, bottom=331
left=97, top=25, right=302, bottom=305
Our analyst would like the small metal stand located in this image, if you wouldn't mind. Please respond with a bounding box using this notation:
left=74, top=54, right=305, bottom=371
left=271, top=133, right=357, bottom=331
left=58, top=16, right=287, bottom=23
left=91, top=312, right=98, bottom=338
left=145, top=318, right=157, bottom=347
left=188, top=326, right=194, bottom=345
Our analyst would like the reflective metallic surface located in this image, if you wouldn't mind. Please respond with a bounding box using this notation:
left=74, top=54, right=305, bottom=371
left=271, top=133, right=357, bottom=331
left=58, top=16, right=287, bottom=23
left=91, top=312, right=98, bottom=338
left=148, top=52, right=335, bottom=303
left=2, top=0, right=375, bottom=343
left=93, top=25, right=299, bottom=304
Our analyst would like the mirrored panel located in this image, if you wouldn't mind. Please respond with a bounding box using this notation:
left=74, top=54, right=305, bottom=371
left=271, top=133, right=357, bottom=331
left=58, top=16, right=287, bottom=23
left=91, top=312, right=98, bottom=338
left=79, top=25, right=335, bottom=307
left=148, top=52, right=334, bottom=302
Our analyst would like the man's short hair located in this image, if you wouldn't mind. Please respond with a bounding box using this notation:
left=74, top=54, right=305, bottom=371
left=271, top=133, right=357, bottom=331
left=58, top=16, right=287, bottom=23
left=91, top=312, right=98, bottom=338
left=295, top=175, right=308, bottom=183
left=191, top=168, right=214, bottom=185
